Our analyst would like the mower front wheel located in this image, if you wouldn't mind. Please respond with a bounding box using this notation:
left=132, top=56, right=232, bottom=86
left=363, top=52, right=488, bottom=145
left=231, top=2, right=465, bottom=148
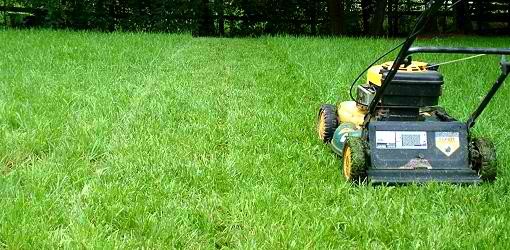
left=317, top=104, right=338, bottom=143
left=342, top=137, right=368, bottom=182
left=470, top=138, right=497, bottom=181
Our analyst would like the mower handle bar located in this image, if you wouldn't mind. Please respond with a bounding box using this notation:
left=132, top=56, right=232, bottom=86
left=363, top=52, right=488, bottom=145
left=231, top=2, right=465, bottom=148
left=407, top=46, right=510, bottom=129
left=406, top=47, right=510, bottom=56
left=363, top=0, right=509, bottom=132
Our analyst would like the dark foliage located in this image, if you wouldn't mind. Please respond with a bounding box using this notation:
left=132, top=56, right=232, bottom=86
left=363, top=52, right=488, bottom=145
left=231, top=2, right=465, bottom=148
left=1, top=0, right=509, bottom=36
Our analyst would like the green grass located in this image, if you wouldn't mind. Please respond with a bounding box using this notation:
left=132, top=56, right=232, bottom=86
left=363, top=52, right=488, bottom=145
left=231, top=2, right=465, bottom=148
left=1, top=29, right=510, bottom=248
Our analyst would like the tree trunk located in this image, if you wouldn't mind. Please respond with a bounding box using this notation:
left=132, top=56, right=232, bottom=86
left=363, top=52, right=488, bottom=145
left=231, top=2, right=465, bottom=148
left=507, top=3, right=510, bottom=30
left=3, top=0, right=7, bottom=26
left=368, top=0, right=386, bottom=36
left=438, top=13, right=446, bottom=33
left=454, top=1, right=471, bottom=33
left=310, top=0, right=317, bottom=35
left=108, top=2, right=116, bottom=32
left=327, top=0, right=345, bottom=36
left=507, top=2, right=510, bottom=30
left=361, top=0, right=372, bottom=33
left=214, top=0, right=224, bottom=36
left=475, top=0, right=484, bottom=33
left=387, top=0, right=398, bottom=36
left=194, top=0, right=214, bottom=36
left=423, top=0, right=439, bottom=34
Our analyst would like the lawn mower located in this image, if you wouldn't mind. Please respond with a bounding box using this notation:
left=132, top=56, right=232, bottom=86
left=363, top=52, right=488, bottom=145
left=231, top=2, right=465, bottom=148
left=317, top=0, right=510, bottom=184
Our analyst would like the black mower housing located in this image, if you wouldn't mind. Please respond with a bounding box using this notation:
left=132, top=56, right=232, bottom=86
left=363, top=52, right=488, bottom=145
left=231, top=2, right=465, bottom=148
left=367, top=121, right=478, bottom=184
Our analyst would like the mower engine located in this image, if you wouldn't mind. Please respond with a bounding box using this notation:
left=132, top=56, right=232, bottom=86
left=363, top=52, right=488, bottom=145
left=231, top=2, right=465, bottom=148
left=324, top=60, right=445, bottom=152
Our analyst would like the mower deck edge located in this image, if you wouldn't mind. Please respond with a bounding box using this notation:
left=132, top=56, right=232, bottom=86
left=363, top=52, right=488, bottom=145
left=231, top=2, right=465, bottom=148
left=367, top=169, right=481, bottom=184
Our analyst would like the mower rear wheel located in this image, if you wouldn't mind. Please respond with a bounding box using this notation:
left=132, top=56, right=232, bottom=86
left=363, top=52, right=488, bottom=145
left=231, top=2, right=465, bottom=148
left=470, top=138, right=497, bottom=181
left=342, top=137, right=367, bottom=182
left=317, top=104, right=338, bottom=143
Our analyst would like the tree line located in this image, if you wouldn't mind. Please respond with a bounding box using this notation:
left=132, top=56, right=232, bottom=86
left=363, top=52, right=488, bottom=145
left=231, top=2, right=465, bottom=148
left=1, top=0, right=510, bottom=36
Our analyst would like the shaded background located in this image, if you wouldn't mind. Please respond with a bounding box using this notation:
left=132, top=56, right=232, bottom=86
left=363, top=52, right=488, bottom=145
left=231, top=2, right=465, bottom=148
left=1, top=0, right=510, bottom=36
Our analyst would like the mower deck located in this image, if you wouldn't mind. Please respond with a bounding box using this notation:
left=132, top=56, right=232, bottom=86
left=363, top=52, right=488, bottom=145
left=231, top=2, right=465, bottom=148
left=367, top=169, right=481, bottom=184
left=362, top=120, right=479, bottom=184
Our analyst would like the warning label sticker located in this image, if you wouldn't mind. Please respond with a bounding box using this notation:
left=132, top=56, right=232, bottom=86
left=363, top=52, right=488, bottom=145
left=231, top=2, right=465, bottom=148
left=376, top=131, right=396, bottom=149
left=435, top=132, right=460, bottom=157
left=376, top=131, right=428, bottom=149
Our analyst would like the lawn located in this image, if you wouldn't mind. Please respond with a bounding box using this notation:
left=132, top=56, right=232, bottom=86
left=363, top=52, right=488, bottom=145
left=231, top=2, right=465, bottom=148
left=1, top=29, right=510, bottom=248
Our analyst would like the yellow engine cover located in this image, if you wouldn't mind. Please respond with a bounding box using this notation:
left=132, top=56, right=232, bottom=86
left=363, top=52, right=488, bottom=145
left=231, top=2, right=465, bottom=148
left=367, top=61, right=429, bottom=86
left=337, top=101, right=367, bottom=128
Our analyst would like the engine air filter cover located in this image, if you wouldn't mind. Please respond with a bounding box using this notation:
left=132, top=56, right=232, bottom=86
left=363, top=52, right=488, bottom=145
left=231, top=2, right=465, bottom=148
left=381, top=70, right=444, bottom=107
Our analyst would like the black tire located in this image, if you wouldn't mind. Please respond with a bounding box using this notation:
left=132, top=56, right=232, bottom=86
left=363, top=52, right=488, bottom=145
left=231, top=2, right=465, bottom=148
left=317, top=104, right=338, bottom=143
left=470, top=138, right=497, bottom=181
left=342, top=137, right=368, bottom=182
